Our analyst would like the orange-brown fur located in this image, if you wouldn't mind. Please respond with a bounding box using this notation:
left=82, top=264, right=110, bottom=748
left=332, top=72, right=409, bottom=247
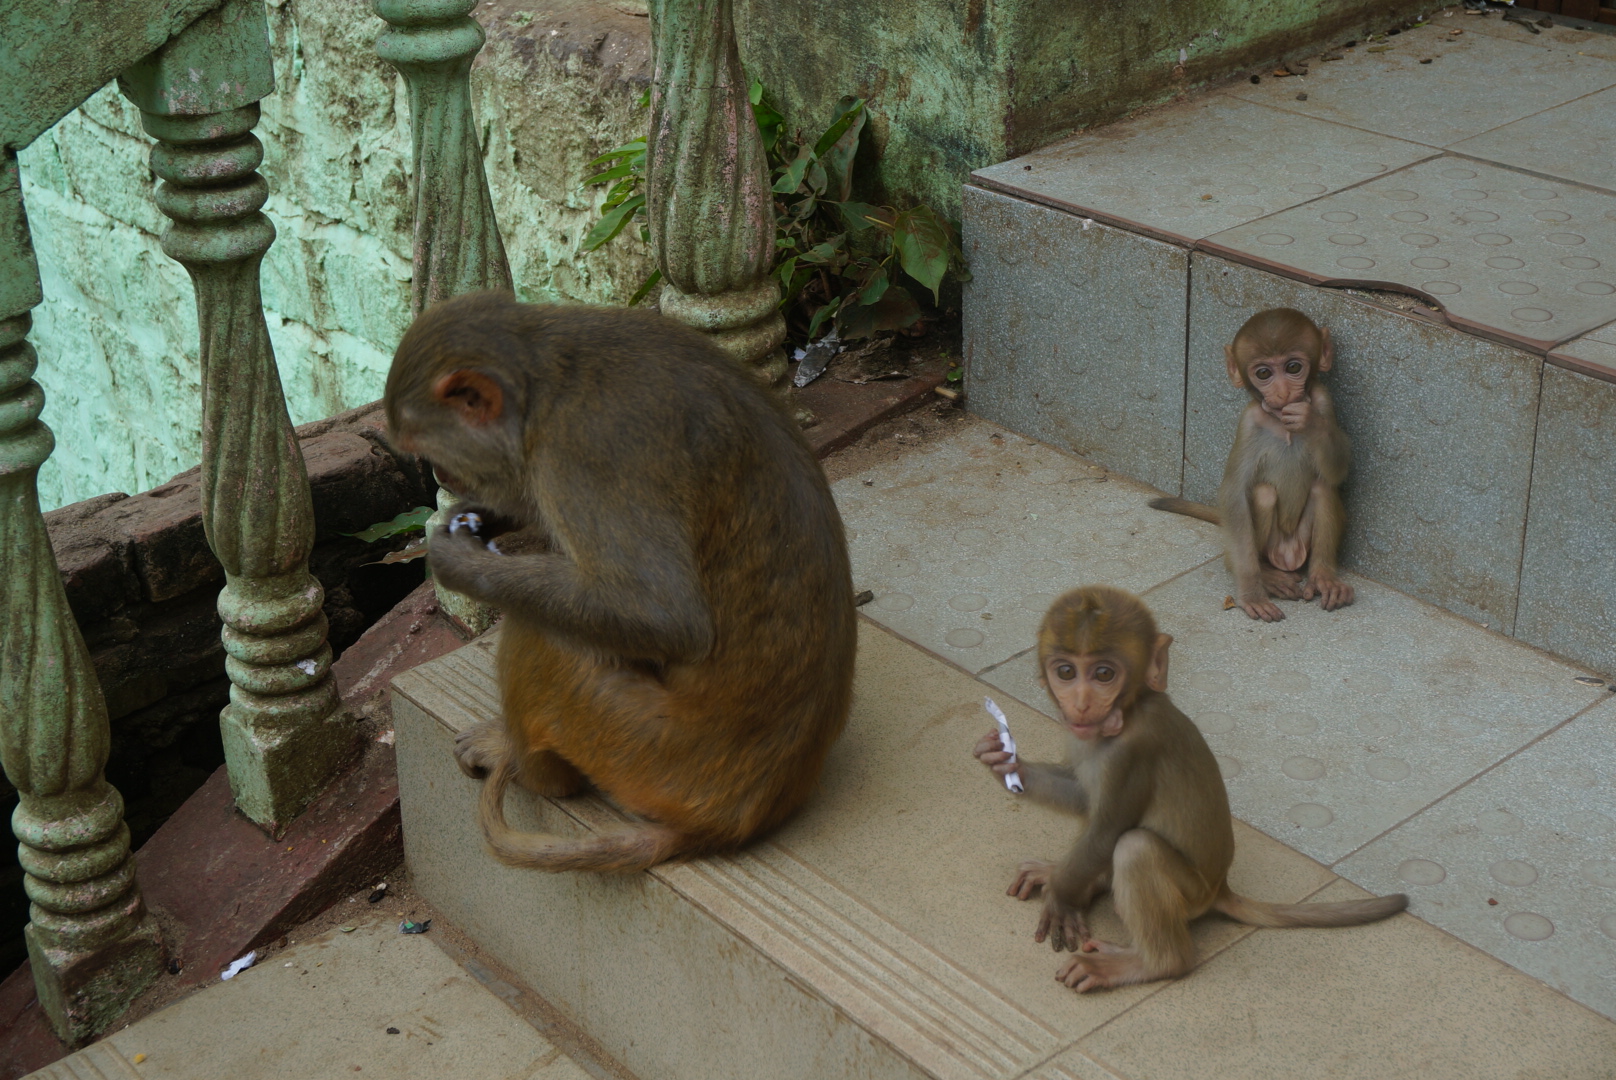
left=387, top=293, right=856, bottom=872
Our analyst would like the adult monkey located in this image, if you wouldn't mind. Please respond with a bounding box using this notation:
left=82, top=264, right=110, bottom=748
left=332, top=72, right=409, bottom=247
left=974, top=587, right=1405, bottom=991
left=1151, top=308, right=1353, bottom=622
left=385, top=292, right=856, bottom=873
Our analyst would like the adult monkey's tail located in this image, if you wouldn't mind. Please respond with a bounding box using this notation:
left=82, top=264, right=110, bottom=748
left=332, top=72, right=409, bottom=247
left=478, top=760, right=689, bottom=873
left=1147, top=497, right=1222, bottom=525
left=1213, top=885, right=1408, bottom=928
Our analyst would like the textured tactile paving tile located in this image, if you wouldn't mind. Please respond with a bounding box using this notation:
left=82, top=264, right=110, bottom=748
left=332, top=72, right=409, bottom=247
left=831, top=419, right=1221, bottom=673
left=1077, top=877, right=1616, bottom=1080
left=1337, top=699, right=1616, bottom=1021
left=971, top=94, right=1433, bottom=246
left=1203, top=155, right=1616, bottom=350
left=981, top=561, right=1606, bottom=865
left=1452, top=85, right=1616, bottom=194
left=1550, top=319, right=1616, bottom=380
left=1226, top=20, right=1616, bottom=149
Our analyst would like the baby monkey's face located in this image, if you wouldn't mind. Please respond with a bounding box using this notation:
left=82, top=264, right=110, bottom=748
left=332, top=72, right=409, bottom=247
left=1042, top=652, right=1128, bottom=741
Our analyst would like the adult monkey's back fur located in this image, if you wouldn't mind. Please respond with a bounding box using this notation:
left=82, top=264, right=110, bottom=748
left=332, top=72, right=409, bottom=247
left=385, top=293, right=857, bottom=872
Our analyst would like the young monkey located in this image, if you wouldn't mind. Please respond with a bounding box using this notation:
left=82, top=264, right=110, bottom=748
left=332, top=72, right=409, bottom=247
left=974, top=586, right=1406, bottom=992
left=1151, top=308, right=1353, bottom=622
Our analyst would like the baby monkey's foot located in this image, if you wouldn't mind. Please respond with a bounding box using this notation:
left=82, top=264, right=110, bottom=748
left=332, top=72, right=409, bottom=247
left=1036, top=899, right=1092, bottom=954
left=1260, top=566, right=1305, bottom=600
left=453, top=719, right=508, bottom=780
left=1007, top=860, right=1054, bottom=901
left=1303, top=573, right=1355, bottom=611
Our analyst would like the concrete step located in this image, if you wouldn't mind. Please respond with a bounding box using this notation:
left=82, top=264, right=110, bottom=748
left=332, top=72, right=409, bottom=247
left=391, top=513, right=1616, bottom=1080
left=961, top=11, right=1616, bottom=676
left=24, top=919, right=596, bottom=1080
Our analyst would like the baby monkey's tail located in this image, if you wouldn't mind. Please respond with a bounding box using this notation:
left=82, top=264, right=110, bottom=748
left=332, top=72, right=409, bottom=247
left=1214, top=885, right=1408, bottom=928
left=1147, top=497, right=1222, bottom=526
left=478, top=760, right=689, bottom=873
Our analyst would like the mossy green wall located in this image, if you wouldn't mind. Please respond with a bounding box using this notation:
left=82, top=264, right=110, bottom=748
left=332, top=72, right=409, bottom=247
left=19, top=0, right=655, bottom=511
left=736, top=0, right=1432, bottom=217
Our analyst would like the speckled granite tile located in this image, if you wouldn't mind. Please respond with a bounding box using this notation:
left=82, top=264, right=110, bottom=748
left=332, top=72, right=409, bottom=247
left=972, top=94, right=1433, bottom=246
left=832, top=419, right=1221, bottom=673
left=1338, top=699, right=1616, bottom=1021
left=1226, top=20, right=1616, bottom=148
left=1516, top=364, right=1616, bottom=675
left=962, top=185, right=1189, bottom=495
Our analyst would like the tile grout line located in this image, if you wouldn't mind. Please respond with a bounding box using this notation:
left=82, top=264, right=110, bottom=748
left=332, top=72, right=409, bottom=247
left=1325, top=692, right=1613, bottom=870
left=1179, top=247, right=1193, bottom=499
left=1508, top=359, right=1548, bottom=639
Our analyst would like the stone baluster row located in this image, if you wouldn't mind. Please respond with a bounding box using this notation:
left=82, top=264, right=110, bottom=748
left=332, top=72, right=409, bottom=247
left=373, top=0, right=513, bottom=635
left=647, top=0, right=787, bottom=388
left=0, top=152, right=162, bottom=1045
left=120, top=0, right=349, bottom=836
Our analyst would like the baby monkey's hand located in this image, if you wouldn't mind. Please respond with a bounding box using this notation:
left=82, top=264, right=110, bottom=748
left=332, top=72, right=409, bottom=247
left=1278, top=399, right=1312, bottom=432
left=974, top=730, right=1019, bottom=779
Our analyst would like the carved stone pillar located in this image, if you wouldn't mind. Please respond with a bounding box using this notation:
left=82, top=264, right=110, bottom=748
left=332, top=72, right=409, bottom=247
left=375, top=0, right=513, bottom=635
left=647, top=0, right=787, bottom=388
left=121, top=0, right=349, bottom=834
left=0, top=151, right=163, bottom=1045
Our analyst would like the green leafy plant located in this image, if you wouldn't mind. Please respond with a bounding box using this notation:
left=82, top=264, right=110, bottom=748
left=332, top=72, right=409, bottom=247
left=580, top=81, right=967, bottom=341
left=345, top=506, right=435, bottom=543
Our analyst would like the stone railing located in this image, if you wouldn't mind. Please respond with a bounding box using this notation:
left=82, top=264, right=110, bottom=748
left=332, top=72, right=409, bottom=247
left=1, top=0, right=769, bottom=1047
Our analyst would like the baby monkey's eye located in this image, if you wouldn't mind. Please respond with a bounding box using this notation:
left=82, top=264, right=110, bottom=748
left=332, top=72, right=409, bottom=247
left=1254, top=366, right=1273, bottom=380
left=1055, top=663, right=1076, bottom=681
left=1093, top=665, right=1116, bottom=683
left=1285, top=359, right=1305, bottom=375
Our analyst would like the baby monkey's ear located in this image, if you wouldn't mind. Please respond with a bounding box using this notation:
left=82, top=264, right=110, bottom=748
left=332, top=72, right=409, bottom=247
left=433, top=370, right=505, bottom=426
left=1145, top=633, right=1172, bottom=693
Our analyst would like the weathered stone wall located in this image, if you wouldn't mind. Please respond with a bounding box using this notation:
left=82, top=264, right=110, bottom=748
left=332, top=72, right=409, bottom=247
left=735, top=0, right=1434, bottom=217
left=18, top=0, right=655, bottom=511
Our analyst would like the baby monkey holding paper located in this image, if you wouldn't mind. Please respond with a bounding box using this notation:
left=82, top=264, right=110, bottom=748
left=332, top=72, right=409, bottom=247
left=974, top=586, right=1405, bottom=993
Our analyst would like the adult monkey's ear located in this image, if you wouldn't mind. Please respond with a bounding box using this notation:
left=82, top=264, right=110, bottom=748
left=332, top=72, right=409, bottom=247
left=1317, top=326, right=1335, bottom=374
left=432, top=370, right=504, bottom=426
left=1146, top=633, right=1172, bottom=693
left=1224, top=344, right=1245, bottom=389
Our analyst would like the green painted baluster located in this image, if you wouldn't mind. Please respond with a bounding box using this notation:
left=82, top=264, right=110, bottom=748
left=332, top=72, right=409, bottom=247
left=0, top=150, right=163, bottom=1046
left=374, top=0, right=512, bottom=635
left=121, top=0, right=349, bottom=834
left=647, top=0, right=787, bottom=388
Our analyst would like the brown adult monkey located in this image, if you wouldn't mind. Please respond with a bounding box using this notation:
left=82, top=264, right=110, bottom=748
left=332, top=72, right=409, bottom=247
left=1150, top=308, right=1353, bottom=622
left=973, top=586, right=1406, bottom=991
left=385, top=292, right=856, bottom=873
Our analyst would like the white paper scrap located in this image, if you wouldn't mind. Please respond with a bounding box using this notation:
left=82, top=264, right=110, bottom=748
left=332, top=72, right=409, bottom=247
left=983, top=697, right=1024, bottom=793
left=221, top=951, right=257, bottom=981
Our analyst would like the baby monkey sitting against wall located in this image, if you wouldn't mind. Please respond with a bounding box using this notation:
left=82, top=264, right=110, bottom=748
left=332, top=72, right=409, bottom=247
left=974, top=586, right=1405, bottom=992
left=1151, top=307, right=1353, bottom=622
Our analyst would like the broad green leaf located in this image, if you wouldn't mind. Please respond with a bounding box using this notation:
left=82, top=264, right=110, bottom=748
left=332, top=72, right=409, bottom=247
left=798, top=235, right=846, bottom=266
left=346, top=506, right=435, bottom=542
left=582, top=161, right=637, bottom=187
left=586, top=139, right=646, bottom=168
left=636, top=87, right=650, bottom=108
left=628, top=268, right=662, bottom=306
left=835, top=201, right=885, bottom=232
left=807, top=295, right=843, bottom=339
left=773, top=149, right=813, bottom=194
left=806, top=160, right=828, bottom=198
left=581, top=193, right=645, bottom=252
left=816, top=97, right=865, bottom=203
left=893, top=205, right=951, bottom=303
left=857, top=266, right=889, bottom=306
left=749, top=77, right=763, bottom=106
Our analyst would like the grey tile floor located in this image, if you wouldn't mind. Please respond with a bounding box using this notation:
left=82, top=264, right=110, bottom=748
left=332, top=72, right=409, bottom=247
left=834, top=415, right=1616, bottom=1022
